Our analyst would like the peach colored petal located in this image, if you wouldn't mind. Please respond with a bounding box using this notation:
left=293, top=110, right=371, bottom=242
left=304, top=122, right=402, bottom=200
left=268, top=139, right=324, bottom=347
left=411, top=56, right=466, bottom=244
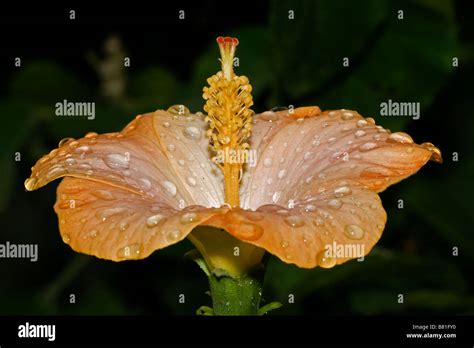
left=206, top=179, right=386, bottom=268
left=55, top=177, right=228, bottom=261
left=241, top=107, right=441, bottom=209
left=26, top=110, right=224, bottom=208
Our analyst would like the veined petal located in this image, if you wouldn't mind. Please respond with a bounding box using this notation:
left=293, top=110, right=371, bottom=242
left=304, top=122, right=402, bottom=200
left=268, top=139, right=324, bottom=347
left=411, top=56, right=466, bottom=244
left=206, top=180, right=386, bottom=268
left=241, top=107, right=441, bottom=209
left=55, top=178, right=228, bottom=261
left=26, top=110, right=224, bottom=208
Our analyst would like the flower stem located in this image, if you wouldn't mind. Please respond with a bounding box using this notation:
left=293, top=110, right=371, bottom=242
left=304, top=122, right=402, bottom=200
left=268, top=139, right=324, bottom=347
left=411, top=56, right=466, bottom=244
left=208, top=273, right=263, bottom=316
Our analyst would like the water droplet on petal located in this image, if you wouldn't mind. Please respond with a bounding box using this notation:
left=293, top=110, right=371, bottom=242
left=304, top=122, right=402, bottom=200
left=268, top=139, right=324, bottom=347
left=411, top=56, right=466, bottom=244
left=65, top=158, right=76, bottom=166
left=356, top=120, right=368, bottom=127
left=68, top=140, right=79, bottom=149
left=259, top=111, right=278, bottom=122
left=342, top=112, right=354, bottom=120
left=58, top=137, right=75, bottom=147
left=178, top=159, right=185, bottom=166
left=186, top=177, right=197, bottom=187
left=278, top=169, right=287, bottom=179
left=263, top=158, right=273, bottom=167
left=46, top=165, right=67, bottom=179
left=344, top=224, right=365, bottom=240
left=104, top=153, right=130, bottom=170
left=162, top=181, right=177, bottom=196
left=355, top=130, right=366, bottom=138
left=167, top=104, right=190, bottom=115
left=328, top=199, right=343, bottom=209
left=146, top=214, right=166, bottom=227
left=117, top=243, right=142, bottom=259
left=237, top=222, right=264, bottom=241
left=183, top=126, right=202, bottom=140
left=24, top=177, right=37, bottom=191
left=387, top=132, right=413, bottom=144
left=284, top=215, right=305, bottom=227
left=335, top=186, right=352, bottom=198
left=304, top=204, right=316, bottom=212
left=119, top=222, right=129, bottom=231
left=163, top=122, right=170, bottom=128
left=84, top=229, right=98, bottom=239
left=167, top=144, right=176, bottom=152
left=327, top=137, right=337, bottom=144
left=92, top=190, right=115, bottom=200
left=166, top=230, right=182, bottom=242
left=247, top=212, right=264, bottom=221
left=359, top=142, right=377, bottom=152
left=61, top=234, right=71, bottom=243
left=180, top=213, right=199, bottom=224
left=75, top=145, right=92, bottom=154
left=317, top=250, right=337, bottom=268
left=272, top=191, right=282, bottom=203
left=96, top=207, right=129, bottom=222
left=304, top=152, right=314, bottom=161
left=138, top=178, right=152, bottom=191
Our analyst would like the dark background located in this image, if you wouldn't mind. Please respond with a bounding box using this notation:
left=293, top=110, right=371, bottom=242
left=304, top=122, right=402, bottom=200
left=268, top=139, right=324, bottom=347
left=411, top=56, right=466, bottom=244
left=0, top=0, right=473, bottom=316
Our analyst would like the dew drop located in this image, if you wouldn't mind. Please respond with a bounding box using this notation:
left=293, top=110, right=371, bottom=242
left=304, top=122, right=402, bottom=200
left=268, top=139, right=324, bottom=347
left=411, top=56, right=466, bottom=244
left=46, top=165, right=67, bottom=179
left=167, top=104, right=190, bottom=115
left=96, top=207, right=128, bottom=222
left=328, top=199, right=343, bottom=209
left=117, top=243, right=142, bottom=259
left=327, top=137, right=337, bottom=144
left=65, top=158, right=76, bottom=166
left=146, top=214, right=166, bottom=227
left=166, top=230, right=182, bottom=242
left=104, top=154, right=130, bottom=170
left=278, top=169, right=287, bottom=179
left=84, top=229, right=98, bottom=239
left=355, top=130, right=366, bottom=138
left=180, top=212, right=199, bottom=224
left=24, top=177, right=37, bottom=191
left=356, top=120, right=368, bottom=128
left=75, top=145, right=92, bottom=154
left=163, top=122, right=170, bottom=128
left=92, top=190, right=115, bottom=200
left=167, top=144, right=176, bottom=152
left=272, top=191, right=282, bottom=203
left=259, top=111, right=278, bottom=122
left=342, top=112, right=354, bottom=120
left=335, top=186, right=352, bottom=198
left=119, top=222, right=129, bottom=232
left=263, top=158, right=273, bottom=167
left=303, top=152, right=314, bottom=161
left=359, top=142, right=377, bottom=152
left=58, top=137, right=75, bottom=147
left=138, top=178, right=152, bottom=191
left=344, top=224, right=365, bottom=240
left=284, top=215, right=305, bottom=227
left=237, top=222, right=264, bottom=241
left=183, top=126, right=202, bottom=140
left=61, top=234, right=71, bottom=244
left=162, top=180, right=177, bottom=196
left=387, top=132, right=414, bottom=144
left=304, top=204, right=317, bottom=212
left=317, top=250, right=337, bottom=268
left=186, top=177, right=197, bottom=187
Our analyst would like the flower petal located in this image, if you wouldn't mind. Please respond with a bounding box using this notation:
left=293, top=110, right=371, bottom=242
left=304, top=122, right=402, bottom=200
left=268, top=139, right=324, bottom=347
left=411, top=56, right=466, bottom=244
left=55, top=177, right=228, bottom=261
left=241, top=107, right=441, bottom=209
left=206, top=179, right=386, bottom=268
left=26, top=110, right=224, bottom=208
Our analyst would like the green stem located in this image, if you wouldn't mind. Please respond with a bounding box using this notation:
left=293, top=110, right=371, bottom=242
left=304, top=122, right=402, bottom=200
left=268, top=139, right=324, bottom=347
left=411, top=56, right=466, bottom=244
left=208, top=273, right=263, bottom=316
